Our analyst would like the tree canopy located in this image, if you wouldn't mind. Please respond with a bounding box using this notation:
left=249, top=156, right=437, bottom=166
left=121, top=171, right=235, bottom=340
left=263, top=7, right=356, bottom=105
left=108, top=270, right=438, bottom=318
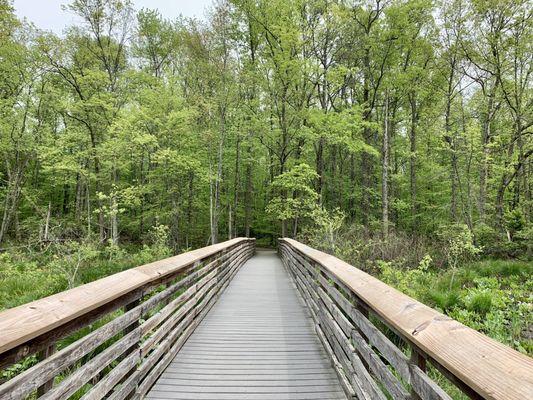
left=0, top=0, right=530, bottom=257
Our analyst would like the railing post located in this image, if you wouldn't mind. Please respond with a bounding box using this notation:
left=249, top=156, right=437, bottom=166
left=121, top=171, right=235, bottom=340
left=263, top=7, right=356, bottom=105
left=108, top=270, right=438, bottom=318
left=124, top=299, right=141, bottom=334
left=164, top=280, right=173, bottom=306
left=119, top=297, right=142, bottom=392
left=409, top=345, right=426, bottom=400
left=36, top=343, right=56, bottom=396
left=410, top=346, right=426, bottom=372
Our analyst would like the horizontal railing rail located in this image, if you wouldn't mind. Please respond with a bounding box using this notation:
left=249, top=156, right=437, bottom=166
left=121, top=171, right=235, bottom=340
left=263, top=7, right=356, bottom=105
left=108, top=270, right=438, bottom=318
left=0, top=237, right=255, bottom=400
left=279, top=238, right=533, bottom=400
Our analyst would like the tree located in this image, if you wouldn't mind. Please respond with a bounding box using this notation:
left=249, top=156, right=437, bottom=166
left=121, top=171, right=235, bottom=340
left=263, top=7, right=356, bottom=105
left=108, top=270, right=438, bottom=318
left=266, top=163, right=319, bottom=237
left=0, top=0, right=530, bottom=259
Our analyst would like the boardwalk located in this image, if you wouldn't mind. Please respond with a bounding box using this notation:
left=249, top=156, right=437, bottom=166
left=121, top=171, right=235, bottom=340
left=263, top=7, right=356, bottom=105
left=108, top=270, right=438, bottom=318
left=146, top=249, right=347, bottom=400
left=1, top=239, right=529, bottom=400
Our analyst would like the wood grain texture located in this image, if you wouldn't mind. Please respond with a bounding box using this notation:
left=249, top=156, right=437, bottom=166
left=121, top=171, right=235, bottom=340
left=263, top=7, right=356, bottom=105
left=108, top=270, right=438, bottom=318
left=0, top=238, right=252, bottom=355
left=145, top=250, right=347, bottom=400
left=0, top=306, right=142, bottom=399
left=280, top=238, right=533, bottom=400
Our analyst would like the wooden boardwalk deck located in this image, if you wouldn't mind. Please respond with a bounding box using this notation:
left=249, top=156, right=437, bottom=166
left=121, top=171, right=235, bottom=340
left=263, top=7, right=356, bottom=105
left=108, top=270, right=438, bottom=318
left=145, top=249, right=347, bottom=400
left=1, top=239, right=531, bottom=399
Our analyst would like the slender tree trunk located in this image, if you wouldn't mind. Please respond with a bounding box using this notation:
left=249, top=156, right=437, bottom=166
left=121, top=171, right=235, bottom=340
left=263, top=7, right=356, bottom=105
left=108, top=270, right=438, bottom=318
left=86, top=182, right=91, bottom=239
left=43, top=202, right=51, bottom=243
left=478, top=87, right=496, bottom=220
left=244, top=163, right=252, bottom=237
left=110, top=168, right=119, bottom=246
left=444, top=59, right=458, bottom=222
left=233, top=133, right=240, bottom=237
left=75, top=172, right=83, bottom=220
left=0, top=161, right=27, bottom=245
left=349, top=154, right=356, bottom=220
left=409, top=93, right=418, bottom=229
left=382, top=92, right=389, bottom=239
left=316, top=137, right=325, bottom=201
left=186, top=172, right=194, bottom=247
left=361, top=140, right=372, bottom=226
left=139, top=155, right=145, bottom=236
left=228, top=204, right=232, bottom=240
left=110, top=195, right=118, bottom=245
left=211, top=110, right=225, bottom=245
left=172, top=195, right=180, bottom=250
left=361, top=48, right=372, bottom=227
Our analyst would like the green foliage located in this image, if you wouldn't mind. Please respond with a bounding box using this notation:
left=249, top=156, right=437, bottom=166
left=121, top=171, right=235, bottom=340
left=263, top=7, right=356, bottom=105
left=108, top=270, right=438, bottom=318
left=0, top=237, right=175, bottom=312
left=301, top=207, right=345, bottom=253
left=467, top=292, right=493, bottom=315
left=301, top=220, right=531, bottom=356
left=504, top=209, right=525, bottom=234
left=428, top=290, right=462, bottom=312
left=266, top=164, right=320, bottom=223
left=439, top=224, right=482, bottom=270
left=0, top=0, right=530, bottom=258
left=0, top=2, right=530, bottom=390
left=378, top=254, right=532, bottom=355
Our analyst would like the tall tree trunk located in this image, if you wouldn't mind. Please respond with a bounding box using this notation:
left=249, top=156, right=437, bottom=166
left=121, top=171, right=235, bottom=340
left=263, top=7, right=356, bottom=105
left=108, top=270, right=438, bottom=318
left=0, top=160, right=27, bottom=245
left=186, top=172, right=194, bottom=248
left=450, top=143, right=459, bottom=222
left=233, top=133, right=240, bottom=237
left=244, top=162, right=252, bottom=237
left=43, top=202, right=51, bottom=243
left=444, top=58, right=458, bottom=222
left=409, top=93, right=418, bottom=229
left=382, top=92, right=389, bottom=239
left=478, top=86, right=496, bottom=221
left=359, top=46, right=372, bottom=227
left=349, top=154, right=356, bottom=220
left=110, top=194, right=118, bottom=246
left=110, top=168, right=119, bottom=245
left=228, top=204, right=232, bottom=240
left=315, top=137, right=325, bottom=201
left=211, top=111, right=225, bottom=245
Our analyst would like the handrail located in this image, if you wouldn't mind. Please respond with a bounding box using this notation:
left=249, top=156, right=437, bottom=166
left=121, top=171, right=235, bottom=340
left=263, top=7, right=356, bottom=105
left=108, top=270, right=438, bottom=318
left=0, top=237, right=248, bottom=355
left=0, top=237, right=255, bottom=399
left=279, top=238, right=533, bottom=400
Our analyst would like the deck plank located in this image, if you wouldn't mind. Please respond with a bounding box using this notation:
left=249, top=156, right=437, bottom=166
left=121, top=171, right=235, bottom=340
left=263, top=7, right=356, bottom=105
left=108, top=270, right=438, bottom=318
left=146, top=249, right=347, bottom=400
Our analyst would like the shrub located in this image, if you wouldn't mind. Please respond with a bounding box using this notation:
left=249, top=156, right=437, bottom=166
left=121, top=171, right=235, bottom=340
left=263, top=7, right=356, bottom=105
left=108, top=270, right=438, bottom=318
left=439, top=224, right=482, bottom=269
left=504, top=209, right=525, bottom=236
left=428, top=290, right=461, bottom=311
left=473, top=223, right=501, bottom=252
left=468, top=292, right=493, bottom=315
left=514, top=222, right=533, bottom=259
left=439, top=224, right=482, bottom=290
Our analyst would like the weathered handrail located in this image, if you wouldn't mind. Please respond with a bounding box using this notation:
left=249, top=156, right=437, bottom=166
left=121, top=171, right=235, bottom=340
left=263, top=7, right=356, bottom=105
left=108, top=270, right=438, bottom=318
left=279, top=238, right=533, bottom=400
left=0, top=237, right=255, bottom=399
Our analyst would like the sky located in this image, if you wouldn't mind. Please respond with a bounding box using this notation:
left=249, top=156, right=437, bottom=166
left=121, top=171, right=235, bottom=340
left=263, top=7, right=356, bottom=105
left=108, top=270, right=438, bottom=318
left=13, top=0, right=211, bottom=34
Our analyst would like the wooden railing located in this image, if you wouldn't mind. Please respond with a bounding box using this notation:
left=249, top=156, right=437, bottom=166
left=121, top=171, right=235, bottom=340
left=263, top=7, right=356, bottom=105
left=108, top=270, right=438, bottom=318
left=0, top=237, right=255, bottom=400
left=279, top=238, right=533, bottom=400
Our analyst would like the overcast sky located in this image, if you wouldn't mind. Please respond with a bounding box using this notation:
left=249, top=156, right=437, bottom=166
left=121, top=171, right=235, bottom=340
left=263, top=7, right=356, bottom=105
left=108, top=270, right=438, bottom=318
left=13, top=0, right=211, bottom=34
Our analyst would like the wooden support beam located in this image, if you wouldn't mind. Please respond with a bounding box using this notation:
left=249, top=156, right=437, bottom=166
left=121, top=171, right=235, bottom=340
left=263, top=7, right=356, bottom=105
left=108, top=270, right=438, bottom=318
left=36, top=344, right=56, bottom=396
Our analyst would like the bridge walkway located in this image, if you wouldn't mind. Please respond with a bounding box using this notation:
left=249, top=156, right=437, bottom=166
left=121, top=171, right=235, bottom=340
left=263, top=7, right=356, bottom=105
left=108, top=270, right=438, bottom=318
left=146, top=249, right=347, bottom=400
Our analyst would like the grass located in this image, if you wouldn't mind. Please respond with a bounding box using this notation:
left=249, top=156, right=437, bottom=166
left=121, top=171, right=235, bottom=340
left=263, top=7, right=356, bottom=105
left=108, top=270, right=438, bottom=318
left=428, top=290, right=462, bottom=311
left=471, top=259, right=531, bottom=278
left=0, top=242, right=178, bottom=385
left=379, top=258, right=533, bottom=356
left=0, top=242, right=172, bottom=311
left=467, top=292, right=493, bottom=315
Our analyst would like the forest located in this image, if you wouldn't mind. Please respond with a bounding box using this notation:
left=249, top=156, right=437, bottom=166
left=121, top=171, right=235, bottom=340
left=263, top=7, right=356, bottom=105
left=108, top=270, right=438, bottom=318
left=0, top=0, right=531, bottom=362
